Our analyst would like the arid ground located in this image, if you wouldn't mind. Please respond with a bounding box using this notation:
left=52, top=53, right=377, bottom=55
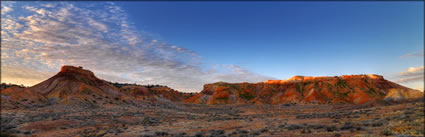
left=1, top=99, right=424, bottom=137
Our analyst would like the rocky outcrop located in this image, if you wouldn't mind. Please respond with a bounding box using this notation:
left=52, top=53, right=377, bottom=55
left=185, top=75, right=423, bottom=105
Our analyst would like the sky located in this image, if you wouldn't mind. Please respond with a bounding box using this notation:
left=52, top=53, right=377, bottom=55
left=1, top=1, right=424, bottom=92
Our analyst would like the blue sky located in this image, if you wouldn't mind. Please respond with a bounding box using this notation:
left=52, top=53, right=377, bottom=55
left=120, top=2, right=423, bottom=76
left=1, top=2, right=424, bottom=92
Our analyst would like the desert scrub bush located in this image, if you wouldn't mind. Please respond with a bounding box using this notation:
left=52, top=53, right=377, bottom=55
left=381, top=128, right=393, bottom=136
left=301, top=128, right=311, bottom=134
left=352, top=134, right=381, bottom=137
left=327, top=83, right=333, bottom=92
left=314, top=82, right=320, bottom=91
left=356, top=126, right=363, bottom=131
left=79, top=77, right=90, bottom=85
left=296, top=83, right=305, bottom=96
left=387, top=116, right=424, bottom=136
left=363, top=87, right=385, bottom=96
left=285, top=124, right=303, bottom=130
left=0, top=132, right=17, bottom=137
left=154, top=131, right=168, bottom=136
left=362, top=77, right=369, bottom=84
left=296, top=83, right=304, bottom=93
left=278, top=123, right=287, bottom=128
left=335, top=91, right=351, bottom=98
left=240, top=92, right=254, bottom=100
left=340, top=122, right=355, bottom=130
left=81, top=88, right=92, bottom=94
left=415, top=110, right=424, bottom=117
left=336, top=78, right=348, bottom=88
left=333, top=133, right=341, bottom=137
left=371, top=121, right=383, bottom=127
left=311, top=124, right=325, bottom=129
left=326, top=125, right=337, bottom=132
left=407, top=121, right=421, bottom=127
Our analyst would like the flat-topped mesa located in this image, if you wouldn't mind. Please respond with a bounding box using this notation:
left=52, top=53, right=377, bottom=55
left=185, top=74, right=423, bottom=105
left=60, top=65, right=95, bottom=77
left=265, top=74, right=384, bottom=84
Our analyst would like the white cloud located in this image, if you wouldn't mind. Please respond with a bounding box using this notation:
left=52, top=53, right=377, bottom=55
left=396, top=76, right=424, bottom=83
left=1, top=2, right=274, bottom=92
left=403, top=66, right=424, bottom=75
left=1, top=5, right=13, bottom=15
left=42, top=3, right=56, bottom=8
left=23, top=6, right=49, bottom=16
left=395, top=66, right=424, bottom=87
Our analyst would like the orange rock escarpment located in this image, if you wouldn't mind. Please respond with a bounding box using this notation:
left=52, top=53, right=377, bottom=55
left=184, top=75, right=423, bottom=105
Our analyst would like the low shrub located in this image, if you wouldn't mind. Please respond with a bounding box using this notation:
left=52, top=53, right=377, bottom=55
left=381, top=129, right=393, bottom=136
left=286, top=124, right=303, bottom=130
left=326, top=125, right=337, bottom=132
left=0, top=132, right=17, bottom=137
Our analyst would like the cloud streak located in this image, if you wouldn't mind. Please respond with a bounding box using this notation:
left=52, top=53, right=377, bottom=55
left=395, top=66, right=424, bottom=83
left=1, top=2, right=275, bottom=92
left=400, top=51, right=424, bottom=58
